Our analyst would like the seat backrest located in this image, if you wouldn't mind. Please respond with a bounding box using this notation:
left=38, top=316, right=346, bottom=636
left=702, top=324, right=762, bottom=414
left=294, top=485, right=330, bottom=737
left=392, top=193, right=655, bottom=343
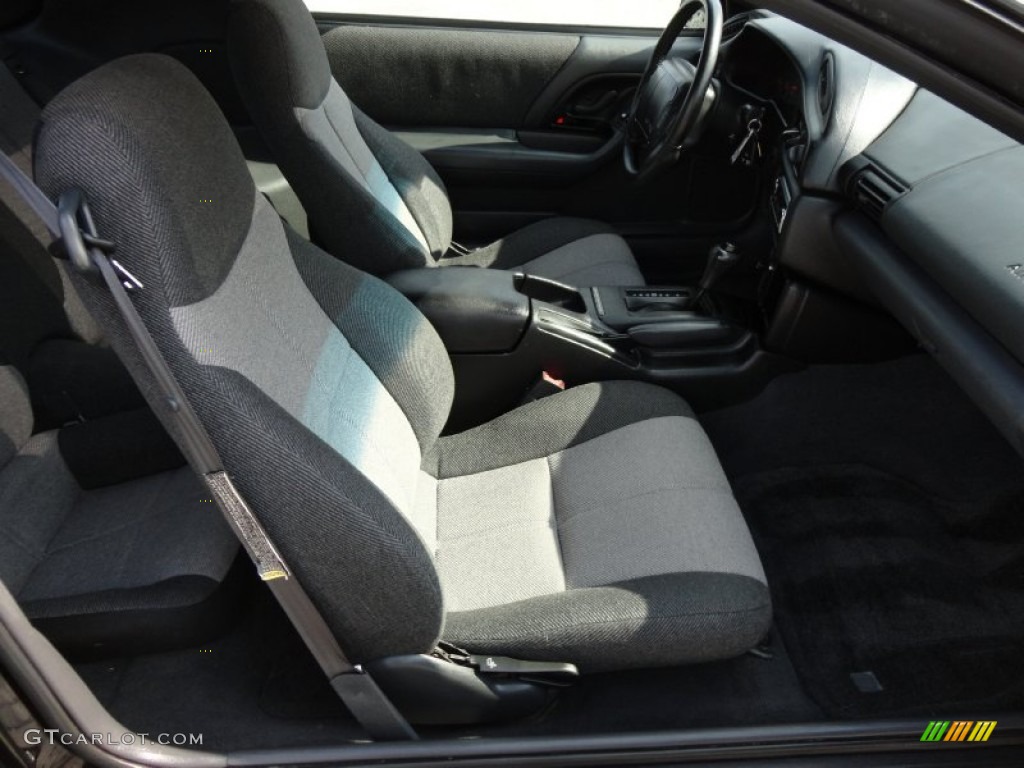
left=34, top=54, right=455, bottom=662
left=0, top=365, right=32, bottom=470
left=227, top=0, right=453, bottom=276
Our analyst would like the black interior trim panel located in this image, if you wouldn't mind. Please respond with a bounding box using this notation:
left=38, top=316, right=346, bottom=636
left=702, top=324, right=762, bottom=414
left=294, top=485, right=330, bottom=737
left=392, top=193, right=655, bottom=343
left=321, top=24, right=580, bottom=129
left=880, top=145, right=1024, bottom=366
left=394, top=128, right=624, bottom=182
left=835, top=212, right=1024, bottom=459
left=864, top=89, right=1017, bottom=184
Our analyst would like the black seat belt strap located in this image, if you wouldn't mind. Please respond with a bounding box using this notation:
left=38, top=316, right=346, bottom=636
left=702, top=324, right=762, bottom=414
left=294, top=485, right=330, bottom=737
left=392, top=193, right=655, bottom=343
left=0, top=155, right=415, bottom=741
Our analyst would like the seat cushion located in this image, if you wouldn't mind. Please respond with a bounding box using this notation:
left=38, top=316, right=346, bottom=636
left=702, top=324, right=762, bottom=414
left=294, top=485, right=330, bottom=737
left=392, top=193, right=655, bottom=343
left=428, top=382, right=770, bottom=671
left=0, top=429, right=242, bottom=656
left=443, top=217, right=646, bottom=287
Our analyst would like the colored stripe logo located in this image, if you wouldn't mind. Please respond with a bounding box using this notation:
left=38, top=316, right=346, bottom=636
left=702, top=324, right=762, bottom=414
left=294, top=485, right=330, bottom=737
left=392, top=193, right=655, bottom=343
left=920, top=721, right=997, bottom=743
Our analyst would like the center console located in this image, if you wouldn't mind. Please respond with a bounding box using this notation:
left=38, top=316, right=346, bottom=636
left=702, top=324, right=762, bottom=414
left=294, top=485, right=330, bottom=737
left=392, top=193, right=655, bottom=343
left=387, top=261, right=772, bottom=431
left=587, top=286, right=742, bottom=350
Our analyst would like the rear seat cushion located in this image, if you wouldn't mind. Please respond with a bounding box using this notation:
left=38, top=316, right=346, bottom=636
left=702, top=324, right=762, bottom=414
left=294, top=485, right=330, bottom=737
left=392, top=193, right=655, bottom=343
left=0, top=365, right=242, bottom=657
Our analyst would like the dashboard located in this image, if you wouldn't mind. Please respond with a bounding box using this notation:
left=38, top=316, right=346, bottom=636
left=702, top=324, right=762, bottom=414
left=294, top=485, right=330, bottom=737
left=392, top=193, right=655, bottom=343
left=720, top=12, right=1024, bottom=458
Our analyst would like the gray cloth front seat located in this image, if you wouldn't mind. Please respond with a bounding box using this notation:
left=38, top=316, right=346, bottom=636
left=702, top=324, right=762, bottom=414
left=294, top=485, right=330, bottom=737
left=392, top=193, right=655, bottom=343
left=226, top=0, right=646, bottom=288
left=35, top=55, right=769, bottom=672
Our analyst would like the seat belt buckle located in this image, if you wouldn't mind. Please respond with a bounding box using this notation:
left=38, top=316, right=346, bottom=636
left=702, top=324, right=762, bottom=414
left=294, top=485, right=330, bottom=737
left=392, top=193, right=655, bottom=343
left=447, top=240, right=473, bottom=257
left=521, top=371, right=566, bottom=405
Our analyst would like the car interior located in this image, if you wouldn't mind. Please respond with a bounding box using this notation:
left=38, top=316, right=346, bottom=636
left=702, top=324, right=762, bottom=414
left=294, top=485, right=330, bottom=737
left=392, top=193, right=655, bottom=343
left=1, top=0, right=1024, bottom=759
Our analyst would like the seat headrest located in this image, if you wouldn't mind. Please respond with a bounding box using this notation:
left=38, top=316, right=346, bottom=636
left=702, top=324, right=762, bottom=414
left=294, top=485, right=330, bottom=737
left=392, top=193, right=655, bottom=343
left=34, top=54, right=256, bottom=305
left=228, top=0, right=333, bottom=113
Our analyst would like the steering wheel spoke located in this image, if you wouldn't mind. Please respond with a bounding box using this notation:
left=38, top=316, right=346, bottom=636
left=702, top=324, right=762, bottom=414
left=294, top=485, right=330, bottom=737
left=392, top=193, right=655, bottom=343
left=624, top=0, right=723, bottom=179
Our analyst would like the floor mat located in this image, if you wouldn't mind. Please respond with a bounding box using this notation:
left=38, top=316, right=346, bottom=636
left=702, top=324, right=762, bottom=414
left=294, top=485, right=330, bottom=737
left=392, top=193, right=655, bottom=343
left=75, top=589, right=368, bottom=750
left=740, top=464, right=1024, bottom=718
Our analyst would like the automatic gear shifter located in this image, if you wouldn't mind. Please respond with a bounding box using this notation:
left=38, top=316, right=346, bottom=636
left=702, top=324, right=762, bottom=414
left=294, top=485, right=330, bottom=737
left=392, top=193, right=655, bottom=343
left=692, top=242, right=741, bottom=308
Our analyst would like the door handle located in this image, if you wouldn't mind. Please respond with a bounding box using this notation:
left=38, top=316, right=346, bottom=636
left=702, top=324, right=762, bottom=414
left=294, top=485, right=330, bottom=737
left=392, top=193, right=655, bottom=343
left=571, top=90, right=618, bottom=117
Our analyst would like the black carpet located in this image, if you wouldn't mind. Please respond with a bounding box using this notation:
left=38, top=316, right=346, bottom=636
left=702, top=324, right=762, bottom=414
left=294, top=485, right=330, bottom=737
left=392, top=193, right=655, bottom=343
left=260, top=625, right=821, bottom=741
left=740, top=465, right=1024, bottom=718
left=78, top=586, right=820, bottom=751
left=75, top=589, right=370, bottom=750
left=705, top=355, right=1024, bottom=719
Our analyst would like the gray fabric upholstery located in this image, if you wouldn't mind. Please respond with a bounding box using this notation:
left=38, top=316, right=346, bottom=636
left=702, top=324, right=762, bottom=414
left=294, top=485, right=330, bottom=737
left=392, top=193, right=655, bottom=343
left=0, top=61, right=241, bottom=653
left=550, top=417, right=765, bottom=587
left=20, top=462, right=235, bottom=606
left=447, top=224, right=645, bottom=286
left=229, top=0, right=331, bottom=112
left=446, top=217, right=619, bottom=266
left=436, top=457, right=565, bottom=611
left=295, top=81, right=432, bottom=257
left=189, top=366, right=445, bottom=659
left=0, top=366, right=32, bottom=467
left=0, top=431, right=236, bottom=620
left=1, top=359, right=238, bottom=649
left=171, top=192, right=425, bottom=517
left=446, top=573, right=771, bottom=671
left=35, top=54, right=768, bottom=671
left=228, top=0, right=443, bottom=275
left=35, top=55, right=255, bottom=308
left=429, top=381, right=694, bottom=477
left=520, top=234, right=644, bottom=287
left=432, top=383, right=770, bottom=671
left=0, top=432, right=79, bottom=595
left=227, top=0, right=645, bottom=287
left=354, top=106, right=453, bottom=261
left=288, top=226, right=455, bottom=451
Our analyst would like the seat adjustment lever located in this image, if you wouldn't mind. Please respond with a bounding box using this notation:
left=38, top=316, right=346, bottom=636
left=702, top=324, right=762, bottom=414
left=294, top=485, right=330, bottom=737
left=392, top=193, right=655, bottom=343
left=468, top=654, right=579, bottom=687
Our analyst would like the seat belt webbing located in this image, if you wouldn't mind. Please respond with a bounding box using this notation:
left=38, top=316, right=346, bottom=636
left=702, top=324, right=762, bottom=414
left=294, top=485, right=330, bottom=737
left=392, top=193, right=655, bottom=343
left=0, top=152, right=416, bottom=741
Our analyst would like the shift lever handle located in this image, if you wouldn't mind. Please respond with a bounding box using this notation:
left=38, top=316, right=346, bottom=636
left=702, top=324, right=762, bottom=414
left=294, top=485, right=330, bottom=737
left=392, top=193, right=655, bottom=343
left=692, top=242, right=740, bottom=307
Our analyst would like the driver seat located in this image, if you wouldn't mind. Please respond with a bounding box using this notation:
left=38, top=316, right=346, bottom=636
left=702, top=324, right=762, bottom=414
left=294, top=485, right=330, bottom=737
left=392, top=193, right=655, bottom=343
left=226, top=0, right=646, bottom=287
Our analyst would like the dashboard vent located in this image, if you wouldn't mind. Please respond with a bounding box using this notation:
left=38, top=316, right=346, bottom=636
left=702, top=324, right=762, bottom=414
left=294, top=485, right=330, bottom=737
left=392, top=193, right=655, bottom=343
left=818, top=53, right=836, bottom=124
left=853, top=165, right=908, bottom=220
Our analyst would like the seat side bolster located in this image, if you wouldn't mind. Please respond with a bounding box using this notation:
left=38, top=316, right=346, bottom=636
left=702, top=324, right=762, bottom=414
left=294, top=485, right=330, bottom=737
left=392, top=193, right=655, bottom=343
left=432, top=381, right=694, bottom=479
left=352, top=105, right=453, bottom=261
left=445, top=573, right=772, bottom=672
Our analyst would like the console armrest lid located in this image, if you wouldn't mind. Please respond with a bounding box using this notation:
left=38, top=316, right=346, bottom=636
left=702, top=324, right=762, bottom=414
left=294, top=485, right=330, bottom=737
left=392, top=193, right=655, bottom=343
left=387, top=267, right=530, bottom=353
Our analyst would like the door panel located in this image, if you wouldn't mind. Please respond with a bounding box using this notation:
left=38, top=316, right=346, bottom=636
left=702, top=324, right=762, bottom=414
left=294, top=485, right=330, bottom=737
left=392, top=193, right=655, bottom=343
left=320, top=19, right=758, bottom=280
left=322, top=25, right=580, bottom=128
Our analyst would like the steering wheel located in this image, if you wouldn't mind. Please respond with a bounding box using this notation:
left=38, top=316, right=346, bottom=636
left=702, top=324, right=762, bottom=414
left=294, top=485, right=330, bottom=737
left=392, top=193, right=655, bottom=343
left=623, top=0, right=724, bottom=179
